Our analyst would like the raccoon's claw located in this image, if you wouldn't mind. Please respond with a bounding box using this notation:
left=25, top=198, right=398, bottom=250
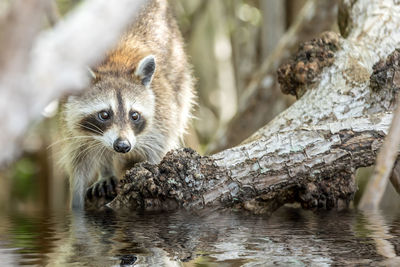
left=85, top=176, right=118, bottom=207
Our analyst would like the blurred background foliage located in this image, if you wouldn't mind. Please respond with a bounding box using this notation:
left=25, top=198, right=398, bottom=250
left=0, top=0, right=399, bottom=213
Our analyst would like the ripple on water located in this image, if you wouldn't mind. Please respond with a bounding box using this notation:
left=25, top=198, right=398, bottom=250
left=0, top=207, right=399, bottom=266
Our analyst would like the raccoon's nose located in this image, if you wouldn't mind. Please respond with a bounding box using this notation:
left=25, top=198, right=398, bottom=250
left=113, top=138, right=131, bottom=153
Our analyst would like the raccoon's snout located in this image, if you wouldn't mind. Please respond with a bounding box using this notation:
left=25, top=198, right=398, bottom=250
left=113, top=138, right=131, bottom=153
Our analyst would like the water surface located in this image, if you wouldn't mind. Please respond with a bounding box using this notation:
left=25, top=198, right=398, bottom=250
left=0, top=207, right=399, bottom=266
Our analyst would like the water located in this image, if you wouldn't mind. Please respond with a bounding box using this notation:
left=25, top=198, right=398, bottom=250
left=0, top=207, right=399, bottom=266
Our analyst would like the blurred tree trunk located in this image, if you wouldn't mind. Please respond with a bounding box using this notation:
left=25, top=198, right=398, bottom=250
left=231, top=0, right=286, bottom=115
left=286, top=0, right=307, bottom=27
left=231, top=1, right=262, bottom=98
left=260, top=0, right=285, bottom=59
left=184, top=0, right=220, bottom=144
left=209, top=0, right=338, bottom=153
left=110, top=0, right=400, bottom=214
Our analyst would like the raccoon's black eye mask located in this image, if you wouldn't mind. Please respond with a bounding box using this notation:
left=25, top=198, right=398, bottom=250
left=79, top=109, right=113, bottom=135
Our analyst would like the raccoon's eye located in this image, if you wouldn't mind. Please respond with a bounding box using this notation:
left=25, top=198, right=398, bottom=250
left=131, top=111, right=140, bottom=122
left=98, top=111, right=110, bottom=121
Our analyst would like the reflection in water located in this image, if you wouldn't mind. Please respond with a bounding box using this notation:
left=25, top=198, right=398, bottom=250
left=361, top=210, right=400, bottom=266
left=0, top=207, right=399, bottom=266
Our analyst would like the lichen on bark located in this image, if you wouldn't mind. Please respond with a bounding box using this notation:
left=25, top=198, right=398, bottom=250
left=370, top=48, right=400, bottom=93
left=277, top=31, right=340, bottom=98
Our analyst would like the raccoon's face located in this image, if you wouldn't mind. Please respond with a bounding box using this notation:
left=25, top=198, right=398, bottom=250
left=65, top=55, right=157, bottom=155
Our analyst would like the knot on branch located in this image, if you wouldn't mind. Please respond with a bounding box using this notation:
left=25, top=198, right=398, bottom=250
left=277, top=31, right=341, bottom=98
left=297, top=174, right=357, bottom=210
left=108, top=148, right=221, bottom=211
left=370, top=48, right=400, bottom=94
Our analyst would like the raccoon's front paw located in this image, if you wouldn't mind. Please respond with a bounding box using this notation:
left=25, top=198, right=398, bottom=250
left=85, top=176, right=119, bottom=207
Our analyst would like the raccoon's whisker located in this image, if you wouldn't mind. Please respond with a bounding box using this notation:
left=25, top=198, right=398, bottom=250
left=98, top=146, right=108, bottom=165
left=47, top=136, right=94, bottom=149
left=151, top=143, right=164, bottom=153
left=138, top=136, right=164, bottom=147
left=138, top=147, right=147, bottom=158
left=95, top=143, right=108, bottom=164
left=140, top=140, right=164, bottom=152
left=86, top=142, right=104, bottom=157
left=72, top=146, right=92, bottom=164
left=73, top=140, right=102, bottom=164
left=141, top=144, right=161, bottom=156
left=133, top=145, right=147, bottom=159
left=76, top=125, right=103, bottom=135
left=57, top=140, right=97, bottom=166
left=136, top=143, right=162, bottom=163
left=90, top=144, right=107, bottom=168
left=75, top=123, right=104, bottom=135
left=80, top=144, right=105, bottom=168
left=79, top=121, right=104, bottom=134
left=75, top=122, right=104, bottom=134
left=80, top=146, right=101, bottom=169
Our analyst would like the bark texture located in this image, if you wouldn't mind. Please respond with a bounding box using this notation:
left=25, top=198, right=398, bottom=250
left=109, top=0, right=400, bottom=214
left=110, top=115, right=390, bottom=213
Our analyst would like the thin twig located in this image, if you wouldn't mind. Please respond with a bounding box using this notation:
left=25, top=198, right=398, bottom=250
left=359, top=98, right=400, bottom=210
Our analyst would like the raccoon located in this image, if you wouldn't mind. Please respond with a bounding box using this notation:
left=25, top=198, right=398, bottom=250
left=59, top=0, right=195, bottom=209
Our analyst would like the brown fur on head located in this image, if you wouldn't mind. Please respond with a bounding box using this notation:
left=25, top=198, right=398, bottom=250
left=64, top=54, right=163, bottom=161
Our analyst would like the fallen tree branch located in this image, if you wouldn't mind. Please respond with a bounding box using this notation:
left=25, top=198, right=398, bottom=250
left=109, top=113, right=391, bottom=213
left=110, top=0, right=400, bottom=214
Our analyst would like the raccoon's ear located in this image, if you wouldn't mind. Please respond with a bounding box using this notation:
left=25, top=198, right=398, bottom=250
left=135, top=55, right=156, bottom=87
